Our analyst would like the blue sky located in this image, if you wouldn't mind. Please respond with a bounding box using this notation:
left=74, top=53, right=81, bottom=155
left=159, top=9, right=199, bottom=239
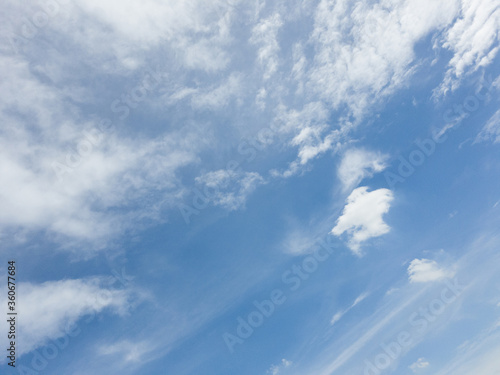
left=0, top=0, right=500, bottom=374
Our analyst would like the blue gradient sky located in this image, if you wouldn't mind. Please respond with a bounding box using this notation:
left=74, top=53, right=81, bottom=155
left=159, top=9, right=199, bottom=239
left=1, top=1, right=500, bottom=374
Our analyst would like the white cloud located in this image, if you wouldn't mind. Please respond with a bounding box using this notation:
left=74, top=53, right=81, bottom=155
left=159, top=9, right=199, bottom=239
left=352, top=292, right=369, bottom=306
left=271, top=0, right=464, bottom=179
left=255, top=87, right=268, bottom=110
left=270, top=102, right=343, bottom=178
left=250, top=13, right=283, bottom=80
left=0, top=54, right=208, bottom=251
left=315, top=286, right=426, bottom=375
left=2, top=0, right=496, bottom=258
left=70, top=0, right=204, bottom=45
left=331, top=186, right=393, bottom=254
left=292, top=127, right=337, bottom=166
left=269, top=0, right=497, bottom=181
left=281, top=227, right=318, bottom=256
left=195, top=169, right=265, bottom=211
left=298, top=233, right=500, bottom=375
left=191, top=73, right=243, bottom=110
left=1, top=278, right=135, bottom=357
left=3, top=0, right=239, bottom=74
left=408, top=259, right=454, bottom=283
left=330, top=292, right=368, bottom=326
left=337, top=148, right=388, bottom=191
left=99, top=340, right=154, bottom=364
left=410, top=357, right=430, bottom=372
left=309, top=0, right=460, bottom=118
left=330, top=311, right=345, bottom=326
left=0, top=127, right=203, bottom=248
left=268, top=358, right=292, bottom=375
left=62, top=0, right=235, bottom=72
left=437, top=0, right=500, bottom=95
left=474, top=109, right=500, bottom=144
left=291, top=42, right=307, bottom=95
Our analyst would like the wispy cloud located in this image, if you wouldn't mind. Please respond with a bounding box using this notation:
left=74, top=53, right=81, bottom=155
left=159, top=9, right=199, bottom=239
left=195, top=169, right=265, bottom=211
left=437, top=0, right=500, bottom=95
left=2, top=277, right=137, bottom=357
left=330, top=292, right=369, bottom=326
left=337, top=148, right=388, bottom=191
left=99, top=340, right=156, bottom=365
left=474, top=108, right=500, bottom=144
left=309, top=0, right=460, bottom=118
left=317, top=288, right=427, bottom=375
left=410, top=357, right=430, bottom=373
left=268, top=358, right=292, bottom=375
left=250, top=13, right=283, bottom=81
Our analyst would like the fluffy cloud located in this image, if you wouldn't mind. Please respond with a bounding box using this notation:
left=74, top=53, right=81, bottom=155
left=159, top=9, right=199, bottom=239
left=337, top=148, right=388, bottom=191
left=407, top=259, right=454, bottom=283
left=331, top=186, right=393, bottom=254
left=1, top=278, right=136, bottom=357
left=474, top=109, right=500, bottom=144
